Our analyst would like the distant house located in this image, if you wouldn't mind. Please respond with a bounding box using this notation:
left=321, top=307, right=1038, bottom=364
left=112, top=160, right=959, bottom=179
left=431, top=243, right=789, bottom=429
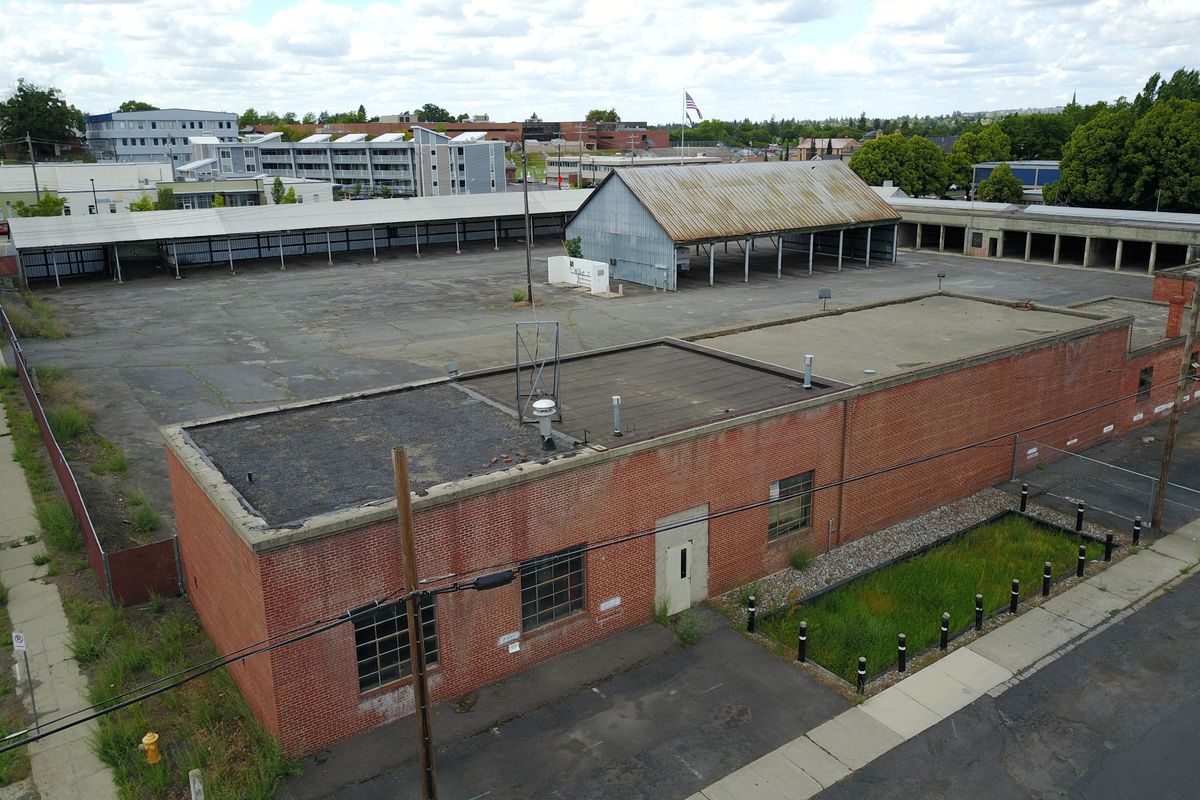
left=925, top=135, right=960, bottom=154
left=797, top=138, right=861, bottom=160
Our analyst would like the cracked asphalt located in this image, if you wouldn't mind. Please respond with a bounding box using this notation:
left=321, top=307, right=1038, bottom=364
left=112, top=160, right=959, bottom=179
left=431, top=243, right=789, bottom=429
left=18, top=240, right=1154, bottom=534
left=816, top=571, right=1200, bottom=800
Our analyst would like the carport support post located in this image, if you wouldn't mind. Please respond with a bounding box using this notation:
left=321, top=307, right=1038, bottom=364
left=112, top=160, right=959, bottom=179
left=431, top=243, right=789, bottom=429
left=837, top=229, right=844, bottom=271
left=493, top=219, right=499, bottom=251
left=891, top=224, right=897, bottom=264
left=114, top=247, right=123, bottom=284
left=1115, top=239, right=1124, bottom=271
left=326, top=232, right=332, bottom=265
left=709, top=245, right=715, bottom=287
left=743, top=239, right=750, bottom=283
left=370, top=228, right=378, bottom=262
left=915, top=223, right=922, bottom=250
left=51, top=252, right=61, bottom=289
left=1083, top=236, right=1094, bottom=268
left=808, top=233, right=814, bottom=275
left=776, top=236, right=783, bottom=279
left=1053, top=234, right=1062, bottom=265
left=1024, top=232, right=1032, bottom=262
left=226, top=238, right=234, bottom=275
left=454, top=220, right=460, bottom=255
left=414, top=225, right=421, bottom=258
left=172, top=243, right=181, bottom=279
left=938, top=225, right=945, bottom=253
left=865, top=227, right=872, bottom=268
left=278, top=238, right=285, bottom=271
left=1149, top=242, right=1158, bottom=273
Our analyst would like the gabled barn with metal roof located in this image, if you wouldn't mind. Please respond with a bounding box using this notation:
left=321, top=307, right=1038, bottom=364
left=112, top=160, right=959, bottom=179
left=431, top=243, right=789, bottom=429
left=565, top=160, right=902, bottom=290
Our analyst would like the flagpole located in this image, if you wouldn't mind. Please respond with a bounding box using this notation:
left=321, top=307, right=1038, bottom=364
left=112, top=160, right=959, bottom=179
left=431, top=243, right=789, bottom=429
left=681, top=90, right=686, bottom=165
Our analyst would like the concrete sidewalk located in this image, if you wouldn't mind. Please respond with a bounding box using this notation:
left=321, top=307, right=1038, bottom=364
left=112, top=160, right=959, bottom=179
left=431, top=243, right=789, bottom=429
left=689, top=524, right=1200, bottom=800
left=0, top=351, right=116, bottom=799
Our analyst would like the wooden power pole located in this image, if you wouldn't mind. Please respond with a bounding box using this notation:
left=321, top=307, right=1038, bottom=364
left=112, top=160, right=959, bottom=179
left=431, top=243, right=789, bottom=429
left=392, top=448, right=439, bottom=800
left=1152, top=279, right=1200, bottom=530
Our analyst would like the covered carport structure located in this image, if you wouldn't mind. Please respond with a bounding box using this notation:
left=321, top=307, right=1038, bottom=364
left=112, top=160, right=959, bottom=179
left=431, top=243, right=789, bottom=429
left=7, top=191, right=590, bottom=286
left=564, top=161, right=902, bottom=290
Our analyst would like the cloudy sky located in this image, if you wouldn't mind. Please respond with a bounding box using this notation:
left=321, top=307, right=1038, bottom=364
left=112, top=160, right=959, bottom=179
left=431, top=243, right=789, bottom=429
left=1, top=0, right=1195, bottom=124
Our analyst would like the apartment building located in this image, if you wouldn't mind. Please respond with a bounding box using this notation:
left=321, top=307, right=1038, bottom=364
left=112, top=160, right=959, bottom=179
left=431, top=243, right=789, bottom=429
left=84, top=109, right=240, bottom=164
left=184, top=126, right=505, bottom=197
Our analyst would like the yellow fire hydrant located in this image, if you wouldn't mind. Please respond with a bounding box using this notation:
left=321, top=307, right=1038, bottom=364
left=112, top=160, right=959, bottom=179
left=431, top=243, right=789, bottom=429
left=140, top=732, right=161, bottom=765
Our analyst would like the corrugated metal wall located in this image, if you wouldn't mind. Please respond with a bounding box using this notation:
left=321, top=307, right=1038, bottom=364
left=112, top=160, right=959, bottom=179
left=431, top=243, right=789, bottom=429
left=566, top=177, right=676, bottom=291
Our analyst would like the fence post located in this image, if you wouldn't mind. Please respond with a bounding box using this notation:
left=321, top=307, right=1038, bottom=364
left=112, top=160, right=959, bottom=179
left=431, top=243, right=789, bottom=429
left=172, top=536, right=185, bottom=597
left=102, top=552, right=115, bottom=606
left=1042, top=561, right=1052, bottom=597
left=796, top=621, right=807, bottom=663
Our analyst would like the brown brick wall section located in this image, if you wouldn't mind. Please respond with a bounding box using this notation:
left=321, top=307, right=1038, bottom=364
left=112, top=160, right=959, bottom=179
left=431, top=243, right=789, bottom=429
left=1153, top=273, right=1196, bottom=306
left=166, top=450, right=279, bottom=735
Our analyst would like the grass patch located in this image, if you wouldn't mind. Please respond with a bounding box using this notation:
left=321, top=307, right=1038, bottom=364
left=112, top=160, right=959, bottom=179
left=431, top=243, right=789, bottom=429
left=673, top=610, right=706, bottom=646
left=35, top=499, right=81, bottom=553
left=789, top=546, right=811, bottom=572
left=88, top=439, right=128, bottom=476
left=1, top=292, right=69, bottom=339
left=511, top=288, right=527, bottom=304
left=0, top=715, right=31, bottom=785
left=759, top=514, right=1104, bottom=682
left=127, top=491, right=161, bottom=535
left=31, top=553, right=50, bottom=567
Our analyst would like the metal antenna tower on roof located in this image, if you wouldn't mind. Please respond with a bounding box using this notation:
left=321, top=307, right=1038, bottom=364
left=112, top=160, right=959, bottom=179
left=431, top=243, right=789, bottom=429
left=515, top=321, right=561, bottom=424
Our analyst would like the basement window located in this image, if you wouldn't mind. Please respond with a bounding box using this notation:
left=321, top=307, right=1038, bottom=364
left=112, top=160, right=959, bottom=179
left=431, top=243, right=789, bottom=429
left=1137, top=367, right=1153, bottom=399
left=353, top=595, right=438, bottom=693
left=768, top=471, right=814, bottom=540
left=520, top=545, right=585, bottom=631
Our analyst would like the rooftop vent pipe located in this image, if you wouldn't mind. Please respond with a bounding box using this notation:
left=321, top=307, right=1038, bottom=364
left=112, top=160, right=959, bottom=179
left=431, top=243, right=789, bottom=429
left=612, top=395, right=623, bottom=437
left=803, top=355, right=813, bottom=390
left=532, top=398, right=557, bottom=451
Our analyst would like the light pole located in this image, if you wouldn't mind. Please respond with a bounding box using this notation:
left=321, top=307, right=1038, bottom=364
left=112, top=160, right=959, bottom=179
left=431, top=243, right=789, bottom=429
left=522, top=139, right=534, bottom=304
left=89, top=178, right=99, bottom=216
left=551, top=138, right=565, bottom=189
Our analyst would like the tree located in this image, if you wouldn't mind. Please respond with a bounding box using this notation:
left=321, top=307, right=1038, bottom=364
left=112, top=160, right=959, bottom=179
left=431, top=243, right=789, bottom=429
left=282, top=187, right=298, bottom=204
left=905, top=136, right=951, bottom=197
left=239, top=107, right=260, bottom=127
left=118, top=100, right=158, bottom=112
left=301, top=112, right=316, bottom=125
left=277, top=125, right=304, bottom=142
left=1133, top=69, right=1200, bottom=117
left=417, top=103, right=451, bottom=122
left=585, top=108, right=620, bottom=123
left=12, top=191, right=65, bottom=217
left=1121, top=98, right=1200, bottom=211
left=357, top=104, right=367, bottom=122
left=849, top=133, right=948, bottom=197
left=211, top=193, right=225, bottom=208
left=129, top=193, right=155, bottom=212
left=1052, top=107, right=1136, bottom=207
left=271, top=177, right=286, bottom=205
left=976, top=162, right=1024, bottom=203
left=947, top=124, right=1011, bottom=188
left=155, top=186, right=175, bottom=210
left=0, top=80, right=85, bottom=158
left=281, top=111, right=298, bottom=124
left=997, top=113, right=1073, bottom=160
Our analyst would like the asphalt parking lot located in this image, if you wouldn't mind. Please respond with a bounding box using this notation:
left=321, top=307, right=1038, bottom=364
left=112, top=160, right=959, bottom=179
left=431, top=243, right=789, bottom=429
left=17, top=242, right=1154, bottom=533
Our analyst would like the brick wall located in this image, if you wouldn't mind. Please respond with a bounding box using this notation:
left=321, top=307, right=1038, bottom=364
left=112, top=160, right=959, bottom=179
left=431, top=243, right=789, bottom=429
left=1153, top=273, right=1195, bottom=306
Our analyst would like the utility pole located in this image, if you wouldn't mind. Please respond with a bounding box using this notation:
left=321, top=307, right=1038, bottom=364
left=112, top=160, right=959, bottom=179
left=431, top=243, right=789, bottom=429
left=521, top=139, right=534, bottom=303
left=392, top=448, right=438, bottom=800
left=1152, top=278, right=1200, bottom=530
left=89, top=178, right=99, bottom=216
left=26, top=132, right=40, bottom=196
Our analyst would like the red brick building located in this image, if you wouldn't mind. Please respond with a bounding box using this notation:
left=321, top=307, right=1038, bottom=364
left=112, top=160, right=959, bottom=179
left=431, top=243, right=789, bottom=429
left=163, top=293, right=1186, bottom=756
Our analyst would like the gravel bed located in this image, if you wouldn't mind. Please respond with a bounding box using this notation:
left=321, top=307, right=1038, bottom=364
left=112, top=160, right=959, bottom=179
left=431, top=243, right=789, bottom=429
left=722, top=486, right=1123, bottom=623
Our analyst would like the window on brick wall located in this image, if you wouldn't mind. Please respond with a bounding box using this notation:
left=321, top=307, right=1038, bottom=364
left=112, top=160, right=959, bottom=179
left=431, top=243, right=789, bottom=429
left=1138, top=366, right=1153, bottom=399
left=520, top=545, right=585, bottom=631
left=768, top=471, right=814, bottom=540
left=353, top=595, right=438, bottom=693
left=1189, top=351, right=1198, bottom=381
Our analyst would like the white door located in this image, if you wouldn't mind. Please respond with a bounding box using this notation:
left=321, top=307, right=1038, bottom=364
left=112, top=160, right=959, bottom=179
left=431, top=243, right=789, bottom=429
left=665, top=541, right=692, bottom=616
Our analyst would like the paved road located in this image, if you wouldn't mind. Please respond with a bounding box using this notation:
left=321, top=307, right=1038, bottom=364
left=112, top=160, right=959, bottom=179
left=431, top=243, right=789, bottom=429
left=816, top=571, right=1200, bottom=800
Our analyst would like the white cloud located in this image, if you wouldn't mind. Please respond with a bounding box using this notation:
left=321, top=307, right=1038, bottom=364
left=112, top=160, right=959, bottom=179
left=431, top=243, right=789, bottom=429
left=0, top=0, right=1195, bottom=123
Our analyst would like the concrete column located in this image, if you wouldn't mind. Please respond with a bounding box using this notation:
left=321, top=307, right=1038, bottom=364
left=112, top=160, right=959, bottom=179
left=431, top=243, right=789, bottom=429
left=865, top=227, right=872, bottom=268
left=1187, top=245, right=1196, bottom=264
left=1083, top=236, right=1094, bottom=268
left=326, top=232, right=333, bottom=265
left=1115, top=239, right=1124, bottom=271
left=809, top=233, right=815, bottom=275
left=226, top=239, right=234, bottom=275
left=494, top=219, right=499, bottom=251
left=1149, top=241, right=1158, bottom=273
left=278, top=237, right=285, bottom=271
left=709, top=244, right=715, bottom=287
left=997, top=232, right=1005, bottom=259
left=915, top=223, right=923, bottom=250
left=1024, top=231, right=1032, bottom=262
left=414, top=224, right=421, bottom=258
left=52, top=252, right=61, bottom=288
left=1053, top=234, right=1061, bottom=265
left=173, top=243, right=181, bottom=279
left=744, top=240, right=750, bottom=283
left=371, top=228, right=378, bottom=262
left=892, top=224, right=898, bottom=264
left=837, top=230, right=844, bottom=271
left=776, top=236, right=783, bottom=279
left=938, top=225, right=945, bottom=253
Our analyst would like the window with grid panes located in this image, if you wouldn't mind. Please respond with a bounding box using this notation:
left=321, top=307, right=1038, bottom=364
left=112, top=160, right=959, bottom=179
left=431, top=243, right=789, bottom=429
left=768, top=471, right=814, bottom=540
left=353, top=595, right=438, bottom=693
left=520, top=546, right=585, bottom=631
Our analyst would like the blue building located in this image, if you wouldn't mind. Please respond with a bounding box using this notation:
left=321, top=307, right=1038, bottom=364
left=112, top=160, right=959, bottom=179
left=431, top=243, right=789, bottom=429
left=85, top=108, right=239, bottom=165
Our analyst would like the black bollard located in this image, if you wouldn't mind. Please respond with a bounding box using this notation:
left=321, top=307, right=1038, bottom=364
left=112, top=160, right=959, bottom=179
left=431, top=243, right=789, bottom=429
left=797, top=621, right=808, bottom=663
left=1009, top=579, right=1020, bottom=614
left=898, top=633, right=907, bottom=673
left=1104, top=533, right=1114, bottom=562
left=1076, top=543, right=1087, bottom=577
left=1020, top=483, right=1028, bottom=512
left=1042, top=561, right=1052, bottom=597
left=1075, top=502, right=1085, bottom=533
left=1133, top=516, right=1142, bottom=547
left=975, top=594, right=984, bottom=631
left=747, top=596, right=756, bottom=634
left=940, top=612, right=950, bottom=651
left=857, top=656, right=867, bottom=694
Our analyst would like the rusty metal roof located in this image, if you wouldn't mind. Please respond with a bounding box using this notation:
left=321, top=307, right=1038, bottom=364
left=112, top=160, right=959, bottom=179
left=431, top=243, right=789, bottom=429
left=610, top=160, right=900, bottom=243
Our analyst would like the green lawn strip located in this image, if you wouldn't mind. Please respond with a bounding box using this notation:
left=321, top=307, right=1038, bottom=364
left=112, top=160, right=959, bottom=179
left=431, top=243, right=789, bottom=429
left=0, top=581, right=31, bottom=786
left=0, top=293, right=70, bottom=340
left=759, top=515, right=1104, bottom=682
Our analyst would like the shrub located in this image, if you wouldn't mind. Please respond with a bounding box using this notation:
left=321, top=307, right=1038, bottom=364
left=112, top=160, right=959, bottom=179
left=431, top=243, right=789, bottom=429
left=511, top=288, right=527, bottom=303
left=654, top=599, right=670, bottom=627
left=128, top=492, right=161, bottom=535
left=736, top=581, right=762, bottom=608
left=789, top=546, right=812, bottom=572
left=36, top=499, right=81, bottom=552
left=48, top=404, right=92, bottom=442
left=674, top=610, right=706, bottom=646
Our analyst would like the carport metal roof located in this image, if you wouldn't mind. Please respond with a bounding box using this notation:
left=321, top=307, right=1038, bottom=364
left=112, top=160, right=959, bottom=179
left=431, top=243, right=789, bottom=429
left=8, top=190, right=592, bottom=251
left=588, top=160, right=900, bottom=244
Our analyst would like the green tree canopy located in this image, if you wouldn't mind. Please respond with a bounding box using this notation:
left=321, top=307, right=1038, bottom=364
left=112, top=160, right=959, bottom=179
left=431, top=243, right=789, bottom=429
left=948, top=124, right=1011, bottom=188
left=155, top=186, right=175, bottom=210
left=417, top=103, right=451, bottom=122
left=1122, top=98, right=1200, bottom=210
left=118, top=100, right=158, bottom=112
left=301, top=112, right=316, bottom=125
left=239, top=107, right=260, bottom=127
left=282, top=187, right=298, bottom=204
left=1133, top=69, right=1200, bottom=117
left=129, top=193, right=155, bottom=212
left=271, top=177, right=285, bottom=205
left=12, top=191, right=66, bottom=217
left=976, top=162, right=1025, bottom=203
left=848, top=133, right=948, bottom=197
left=1050, top=107, right=1136, bottom=207
left=997, top=113, right=1073, bottom=160
left=212, top=192, right=225, bottom=208
left=585, top=108, right=620, bottom=123
left=0, top=80, right=85, bottom=158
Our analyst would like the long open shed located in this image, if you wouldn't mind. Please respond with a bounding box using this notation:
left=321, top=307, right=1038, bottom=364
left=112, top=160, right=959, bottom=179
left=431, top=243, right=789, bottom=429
left=565, top=161, right=902, bottom=290
left=7, top=190, right=590, bottom=283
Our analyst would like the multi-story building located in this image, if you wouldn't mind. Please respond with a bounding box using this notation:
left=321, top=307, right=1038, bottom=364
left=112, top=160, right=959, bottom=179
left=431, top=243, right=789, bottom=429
left=84, top=109, right=240, bottom=164
left=0, top=162, right=173, bottom=218
left=185, top=126, right=506, bottom=197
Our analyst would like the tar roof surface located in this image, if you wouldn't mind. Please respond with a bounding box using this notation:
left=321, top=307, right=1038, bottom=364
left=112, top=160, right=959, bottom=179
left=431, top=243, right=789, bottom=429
left=461, top=341, right=840, bottom=448
left=184, top=383, right=545, bottom=527
left=606, top=160, right=900, bottom=243
left=697, top=296, right=1103, bottom=385
left=1072, top=298, right=1169, bottom=350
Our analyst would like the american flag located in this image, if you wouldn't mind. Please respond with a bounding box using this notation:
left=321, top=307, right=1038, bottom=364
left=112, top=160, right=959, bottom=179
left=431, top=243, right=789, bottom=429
left=685, top=92, right=703, bottom=120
